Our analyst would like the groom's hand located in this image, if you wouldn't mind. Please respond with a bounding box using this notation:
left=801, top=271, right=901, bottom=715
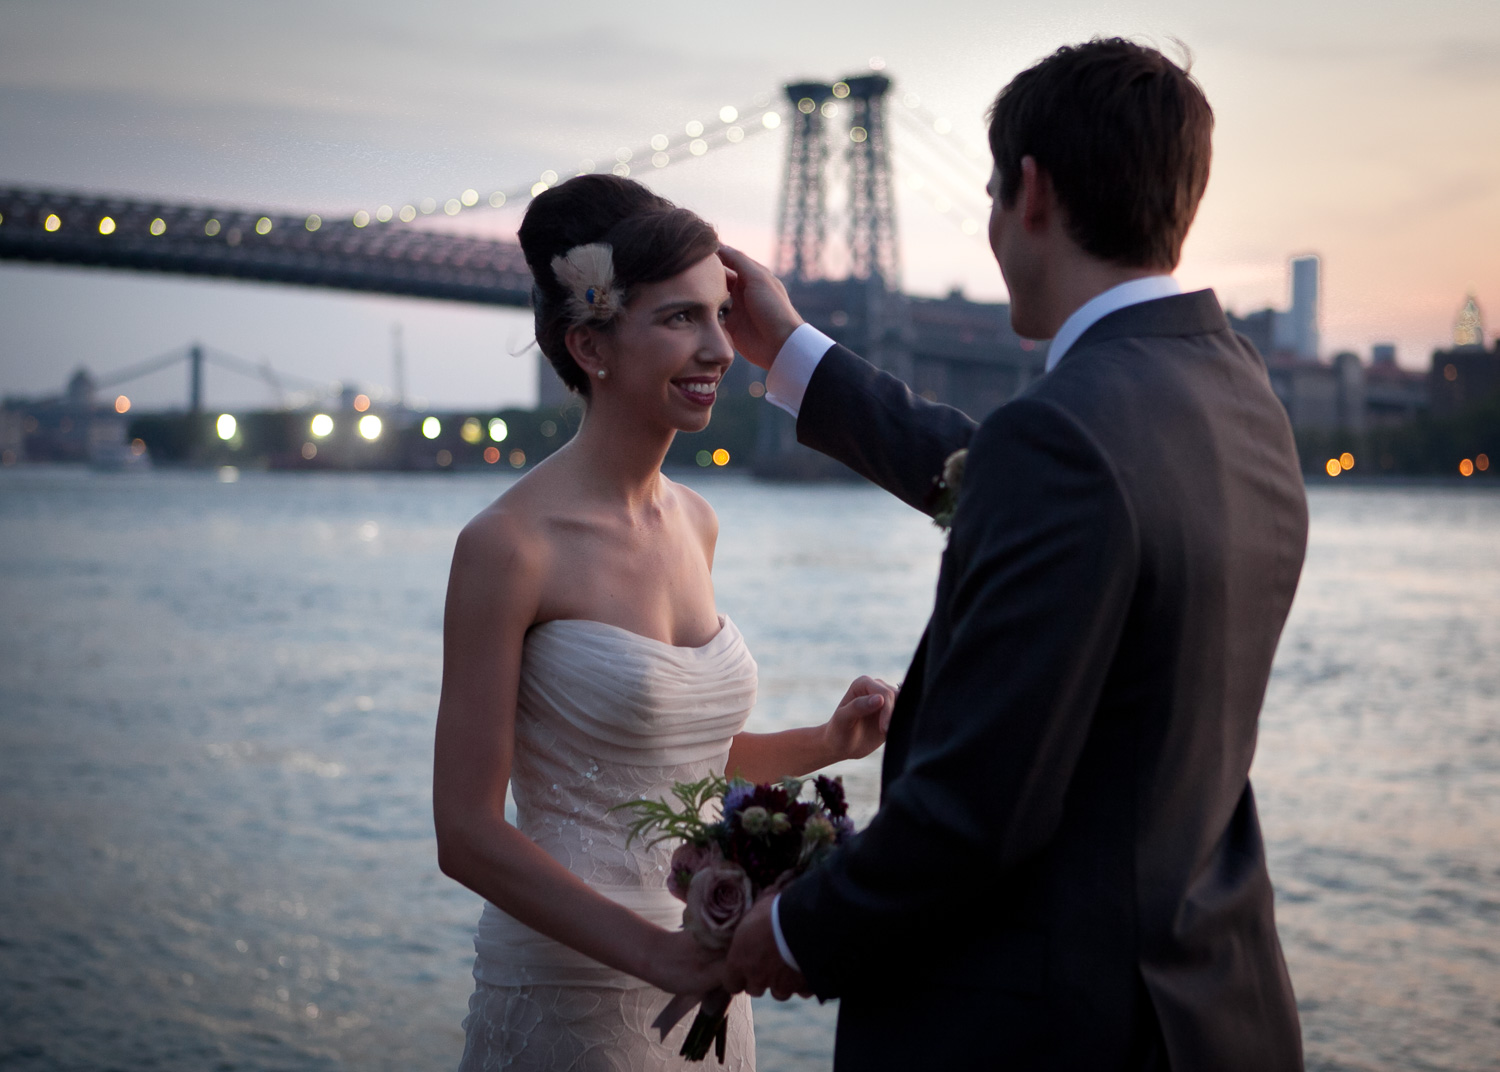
left=717, top=246, right=804, bottom=370
left=725, top=895, right=811, bottom=1001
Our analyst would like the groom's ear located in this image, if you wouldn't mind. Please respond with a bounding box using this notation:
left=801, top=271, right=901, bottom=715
left=1018, top=156, right=1058, bottom=235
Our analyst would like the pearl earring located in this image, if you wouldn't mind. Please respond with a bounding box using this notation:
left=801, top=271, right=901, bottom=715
left=596, top=368, right=607, bottom=379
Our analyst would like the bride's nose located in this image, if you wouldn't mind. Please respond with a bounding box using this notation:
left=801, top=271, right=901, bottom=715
left=701, top=320, right=736, bottom=368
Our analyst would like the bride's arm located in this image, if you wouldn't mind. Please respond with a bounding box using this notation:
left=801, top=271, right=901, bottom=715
left=724, top=676, right=897, bottom=784
left=432, top=510, right=722, bottom=995
left=681, top=483, right=898, bottom=784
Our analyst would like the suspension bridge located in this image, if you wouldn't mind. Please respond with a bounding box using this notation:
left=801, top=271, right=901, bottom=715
left=1, top=71, right=1043, bottom=474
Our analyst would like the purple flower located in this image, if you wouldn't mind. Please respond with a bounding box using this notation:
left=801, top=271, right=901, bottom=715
left=814, top=775, right=848, bottom=819
left=722, top=779, right=754, bottom=818
left=667, top=841, right=716, bottom=903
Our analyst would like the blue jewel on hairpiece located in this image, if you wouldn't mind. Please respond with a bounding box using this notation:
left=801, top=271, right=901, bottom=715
left=586, top=287, right=596, bottom=304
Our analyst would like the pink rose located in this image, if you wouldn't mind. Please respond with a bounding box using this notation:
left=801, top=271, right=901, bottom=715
left=683, top=859, right=752, bottom=950
left=667, top=841, right=716, bottom=903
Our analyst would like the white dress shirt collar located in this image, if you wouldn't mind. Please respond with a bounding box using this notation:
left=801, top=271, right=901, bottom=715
left=1044, top=275, right=1181, bottom=373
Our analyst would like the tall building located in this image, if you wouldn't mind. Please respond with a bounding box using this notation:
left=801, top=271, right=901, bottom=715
left=1289, top=255, right=1320, bottom=360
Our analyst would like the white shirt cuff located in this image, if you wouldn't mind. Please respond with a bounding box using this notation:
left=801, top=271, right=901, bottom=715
left=770, top=892, right=801, bottom=972
left=763, top=323, right=835, bottom=418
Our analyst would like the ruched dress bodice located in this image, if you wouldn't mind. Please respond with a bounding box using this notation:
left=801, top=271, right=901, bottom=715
left=471, top=614, right=757, bottom=989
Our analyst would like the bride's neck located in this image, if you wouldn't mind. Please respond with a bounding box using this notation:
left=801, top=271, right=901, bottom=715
left=562, top=402, right=675, bottom=510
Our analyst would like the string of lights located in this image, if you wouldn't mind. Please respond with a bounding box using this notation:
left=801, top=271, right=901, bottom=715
left=345, top=96, right=787, bottom=231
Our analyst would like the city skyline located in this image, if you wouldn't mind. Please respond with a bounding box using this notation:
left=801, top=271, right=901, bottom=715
left=1, top=0, right=1496, bottom=410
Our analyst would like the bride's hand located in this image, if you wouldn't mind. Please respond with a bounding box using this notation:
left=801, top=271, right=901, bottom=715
left=642, top=927, right=728, bottom=996
left=823, top=675, right=899, bottom=762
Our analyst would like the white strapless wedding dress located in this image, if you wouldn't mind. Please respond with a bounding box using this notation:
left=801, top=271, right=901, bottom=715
left=457, top=615, right=757, bottom=1072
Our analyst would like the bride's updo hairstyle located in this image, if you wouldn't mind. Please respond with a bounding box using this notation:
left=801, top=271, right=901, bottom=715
left=518, top=174, right=720, bottom=398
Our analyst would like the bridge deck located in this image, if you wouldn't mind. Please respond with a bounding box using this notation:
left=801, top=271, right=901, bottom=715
left=0, top=187, right=534, bottom=307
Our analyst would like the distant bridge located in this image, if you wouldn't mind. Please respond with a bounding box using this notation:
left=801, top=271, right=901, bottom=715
left=0, top=186, right=535, bottom=306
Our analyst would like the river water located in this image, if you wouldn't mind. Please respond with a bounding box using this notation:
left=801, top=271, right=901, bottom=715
left=0, top=468, right=1496, bottom=1071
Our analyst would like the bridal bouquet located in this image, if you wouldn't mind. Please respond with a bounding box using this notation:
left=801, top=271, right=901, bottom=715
left=617, top=774, right=854, bottom=1062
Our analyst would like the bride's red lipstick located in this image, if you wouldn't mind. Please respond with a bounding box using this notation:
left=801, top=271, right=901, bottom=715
left=672, top=376, right=718, bottom=406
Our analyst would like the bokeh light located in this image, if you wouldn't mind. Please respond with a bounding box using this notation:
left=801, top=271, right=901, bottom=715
left=358, top=415, right=382, bottom=441
left=488, top=418, right=508, bottom=443
left=310, top=414, right=334, bottom=437
left=216, top=414, right=237, bottom=440
left=421, top=416, right=441, bottom=439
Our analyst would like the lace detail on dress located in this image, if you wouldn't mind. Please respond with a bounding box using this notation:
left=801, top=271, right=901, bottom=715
left=460, top=616, right=758, bottom=1069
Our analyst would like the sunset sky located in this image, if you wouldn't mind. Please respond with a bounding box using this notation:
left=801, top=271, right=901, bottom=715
left=2, top=0, right=1496, bottom=410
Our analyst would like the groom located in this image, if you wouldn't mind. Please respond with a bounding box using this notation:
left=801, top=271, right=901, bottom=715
left=720, top=39, right=1307, bottom=1070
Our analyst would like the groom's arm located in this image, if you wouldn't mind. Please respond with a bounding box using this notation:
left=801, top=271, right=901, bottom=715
left=718, top=246, right=976, bottom=514
left=792, top=339, right=979, bottom=513
left=765, top=396, right=1139, bottom=997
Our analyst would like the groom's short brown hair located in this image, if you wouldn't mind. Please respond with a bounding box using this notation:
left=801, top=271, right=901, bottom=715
left=987, top=39, right=1213, bottom=270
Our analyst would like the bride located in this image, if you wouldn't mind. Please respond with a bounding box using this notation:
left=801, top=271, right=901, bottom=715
left=433, top=174, right=897, bottom=1071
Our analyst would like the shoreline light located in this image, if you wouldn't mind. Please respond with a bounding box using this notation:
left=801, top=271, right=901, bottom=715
left=310, top=413, right=334, bottom=438
left=488, top=418, right=508, bottom=443
left=358, top=415, right=382, bottom=441
left=216, top=414, right=237, bottom=440
left=421, top=416, right=441, bottom=439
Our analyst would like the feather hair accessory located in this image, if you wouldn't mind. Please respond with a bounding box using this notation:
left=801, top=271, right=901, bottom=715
left=550, top=242, right=624, bottom=325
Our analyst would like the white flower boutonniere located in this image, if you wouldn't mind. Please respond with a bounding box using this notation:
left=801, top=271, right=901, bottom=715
left=930, top=448, right=968, bottom=531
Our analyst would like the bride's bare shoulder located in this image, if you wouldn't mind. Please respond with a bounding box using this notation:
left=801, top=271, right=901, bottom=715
left=452, top=466, right=567, bottom=577
left=665, top=478, right=719, bottom=557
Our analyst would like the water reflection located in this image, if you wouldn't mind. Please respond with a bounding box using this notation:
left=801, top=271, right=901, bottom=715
left=0, top=472, right=1494, bottom=1070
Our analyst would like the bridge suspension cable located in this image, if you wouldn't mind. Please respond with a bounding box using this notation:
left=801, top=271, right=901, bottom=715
left=347, top=94, right=788, bottom=231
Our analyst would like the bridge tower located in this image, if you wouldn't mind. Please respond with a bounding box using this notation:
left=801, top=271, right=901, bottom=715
left=760, top=74, right=909, bottom=478
left=843, top=74, right=900, bottom=288
left=774, top=82, right=835, bottom=282
left=773, top=75, right=900, bottom=288
left=189, top=343, right=204, bottom=414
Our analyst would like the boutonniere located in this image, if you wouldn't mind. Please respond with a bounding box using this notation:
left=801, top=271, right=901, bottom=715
left=929, top=448, right=968, bottom=531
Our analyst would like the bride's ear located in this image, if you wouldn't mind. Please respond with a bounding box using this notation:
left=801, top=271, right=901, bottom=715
left=565, top=325, right=607, bottom=380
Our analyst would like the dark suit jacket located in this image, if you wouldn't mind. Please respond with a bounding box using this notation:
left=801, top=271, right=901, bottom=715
left=776, top=291, right=1308, bottom=1071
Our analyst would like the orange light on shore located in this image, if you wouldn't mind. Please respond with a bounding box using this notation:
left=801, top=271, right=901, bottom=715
left=1339, top=452, right=1354, bottom=470
left=114, top=394, right=131, bottom=413
left=508, top=449, right=526, bottom=468
left=483, top=446, right=500, bottom=464
left=353, top=394, right=370, bottom=412
left=1325, top=458, right=1342, bottom=477
left=1477, top=454, right=1491, bottom=472
left=1459, top=459, right=1475, bottom=477
left=712, top=448, right=730, bottom=467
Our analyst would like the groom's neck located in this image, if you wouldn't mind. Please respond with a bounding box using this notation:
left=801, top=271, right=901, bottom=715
left=1030, top=246, right=1169, bottom=340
